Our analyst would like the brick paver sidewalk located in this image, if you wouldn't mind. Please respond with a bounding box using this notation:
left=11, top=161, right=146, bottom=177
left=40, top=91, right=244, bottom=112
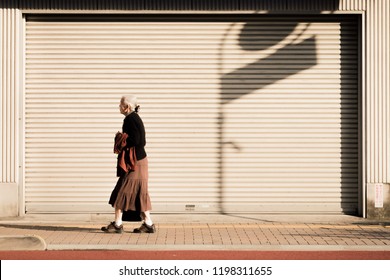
left=1, top=221, right=390, bottom=250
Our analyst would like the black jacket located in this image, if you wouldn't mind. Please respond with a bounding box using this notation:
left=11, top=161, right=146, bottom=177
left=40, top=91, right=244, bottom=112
left=122, top=111, right=147, bottom=161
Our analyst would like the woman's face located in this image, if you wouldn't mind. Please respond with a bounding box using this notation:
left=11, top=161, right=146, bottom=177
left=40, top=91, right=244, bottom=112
left=119, top=100, right=130, bottom=115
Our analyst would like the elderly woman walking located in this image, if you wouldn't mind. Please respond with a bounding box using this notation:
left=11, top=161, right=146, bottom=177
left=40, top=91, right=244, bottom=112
left=101, top=95, right=155, bottom=234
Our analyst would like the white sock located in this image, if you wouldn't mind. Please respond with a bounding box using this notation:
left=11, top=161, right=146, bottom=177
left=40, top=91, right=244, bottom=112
left=143, top=211, right=153, bottom=226
left=114, top=208, right=123, bottom=227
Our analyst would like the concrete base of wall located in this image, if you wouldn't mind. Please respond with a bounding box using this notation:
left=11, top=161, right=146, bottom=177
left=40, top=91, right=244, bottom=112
left=0, top=183, right=19, bottom=217
left=367, top=183, right=390, bottom=219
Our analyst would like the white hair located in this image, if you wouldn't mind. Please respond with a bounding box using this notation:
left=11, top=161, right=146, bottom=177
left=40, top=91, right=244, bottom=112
left=121, top=95, right=140, bottom=112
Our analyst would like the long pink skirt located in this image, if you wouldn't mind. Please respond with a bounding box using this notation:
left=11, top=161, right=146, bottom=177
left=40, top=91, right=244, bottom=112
left=109, top=157, right=151, bottom=212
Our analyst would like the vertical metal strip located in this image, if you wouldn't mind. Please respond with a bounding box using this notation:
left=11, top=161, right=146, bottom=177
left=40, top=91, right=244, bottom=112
left=384, top=0, right=390, bottom=183
left=0, top=8, right=19, bottom=183
left=373, top=1, right=378, bottom=183
left=10, top=9, right=15, bottom=183
left=366, top=2, right=375, bottom=182
left=377, top=1, right=383, bottom=182
left=359, top=11, right=366, bottom=216
left=0, top=9, right=3, bottom=182
left=5, top=8, right=10, bottom=183
left=387, top=0, right=390, bottom=183
left=19, top=13, right=26, bottom=216
left=381, top=0, right=386, bottom=183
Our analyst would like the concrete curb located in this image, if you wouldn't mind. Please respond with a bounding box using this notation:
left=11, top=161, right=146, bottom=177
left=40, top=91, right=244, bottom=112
left=0, top=235, right=47, bottom=251
left=47, top=244, right=390, bottom=251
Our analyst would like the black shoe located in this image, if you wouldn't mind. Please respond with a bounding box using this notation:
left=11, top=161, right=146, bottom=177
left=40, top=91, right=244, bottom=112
left=133, top=223, right=156, bottom=233
left=101, top=222, right=123, bottom=233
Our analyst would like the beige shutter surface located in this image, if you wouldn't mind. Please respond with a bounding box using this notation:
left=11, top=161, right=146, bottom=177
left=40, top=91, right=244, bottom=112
left=24, top=15, right=358, bottom=214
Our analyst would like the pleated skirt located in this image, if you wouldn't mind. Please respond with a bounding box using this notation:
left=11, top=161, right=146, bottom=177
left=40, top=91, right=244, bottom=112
left=109, top=157, right=152, bottom=212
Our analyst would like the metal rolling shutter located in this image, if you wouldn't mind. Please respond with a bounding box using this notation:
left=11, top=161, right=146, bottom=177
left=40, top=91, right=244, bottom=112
left=24, top=15, right=358, bottom=214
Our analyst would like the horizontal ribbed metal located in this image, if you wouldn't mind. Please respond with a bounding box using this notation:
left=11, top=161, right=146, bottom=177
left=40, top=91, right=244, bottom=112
left=24, top=15, right=358, bottom=214
left=0, top=0, right=362, bottom=11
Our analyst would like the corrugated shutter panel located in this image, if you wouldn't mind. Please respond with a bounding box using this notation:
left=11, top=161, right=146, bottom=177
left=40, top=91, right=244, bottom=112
left=24, top=15, right=358, bottom=214
left=221, top=16, right=359, bottom=214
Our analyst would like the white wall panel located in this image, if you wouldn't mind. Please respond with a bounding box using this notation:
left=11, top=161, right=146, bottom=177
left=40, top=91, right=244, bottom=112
left=365, top=0, right=390, bottom=183
left=0, top=8, right=21, bottom=184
